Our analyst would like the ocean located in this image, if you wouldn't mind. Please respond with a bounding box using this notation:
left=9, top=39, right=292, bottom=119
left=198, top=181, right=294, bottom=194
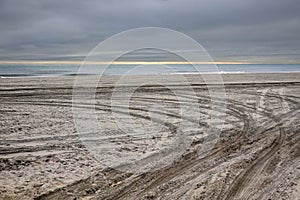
left=0, top=64, right=300, bottom=78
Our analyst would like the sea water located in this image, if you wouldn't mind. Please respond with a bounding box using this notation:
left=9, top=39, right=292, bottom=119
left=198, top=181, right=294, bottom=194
left=0, top=64, right=299, bottom=78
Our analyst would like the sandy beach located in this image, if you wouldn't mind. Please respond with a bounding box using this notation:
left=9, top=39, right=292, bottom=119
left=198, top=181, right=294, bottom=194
left=0, top=73, right=299, bottom=199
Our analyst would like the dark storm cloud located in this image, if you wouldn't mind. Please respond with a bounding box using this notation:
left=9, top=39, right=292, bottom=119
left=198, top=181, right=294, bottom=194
left=0, top=0, right=299, bottom=63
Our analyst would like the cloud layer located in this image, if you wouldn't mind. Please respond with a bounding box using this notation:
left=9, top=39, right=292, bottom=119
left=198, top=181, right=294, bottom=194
left=0, top=0, right=299, bottom=63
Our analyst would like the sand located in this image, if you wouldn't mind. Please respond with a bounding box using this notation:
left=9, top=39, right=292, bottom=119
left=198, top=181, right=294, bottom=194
left=0, top=73, right=299, bottom=199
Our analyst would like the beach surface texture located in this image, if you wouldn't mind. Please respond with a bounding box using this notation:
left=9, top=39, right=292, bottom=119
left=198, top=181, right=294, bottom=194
left=0, top=73, right=299, bottom=199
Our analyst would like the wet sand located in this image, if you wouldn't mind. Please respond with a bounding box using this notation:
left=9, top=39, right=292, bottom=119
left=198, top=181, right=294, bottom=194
left=0, top=73, right=300, bottom=199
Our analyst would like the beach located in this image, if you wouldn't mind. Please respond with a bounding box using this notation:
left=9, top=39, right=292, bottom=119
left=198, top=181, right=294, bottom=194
left=0, top=73, right=299, bottom=199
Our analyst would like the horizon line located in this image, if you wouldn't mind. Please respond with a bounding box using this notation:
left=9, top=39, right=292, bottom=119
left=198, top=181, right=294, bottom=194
left=0, top=60, right=298, bottom=65
left=0, top=60, right=248, bottom=65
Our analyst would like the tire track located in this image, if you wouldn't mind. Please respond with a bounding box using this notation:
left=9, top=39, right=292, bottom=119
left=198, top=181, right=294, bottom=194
left=104, top=96, right=251, bottom=199
left=220, top=88, right=293, bottom=200
left=1, top=81, right=299, bottom=200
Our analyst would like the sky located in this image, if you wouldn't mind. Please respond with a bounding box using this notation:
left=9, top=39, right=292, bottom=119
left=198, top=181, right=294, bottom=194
left=0, top=0, right=300, bottom=64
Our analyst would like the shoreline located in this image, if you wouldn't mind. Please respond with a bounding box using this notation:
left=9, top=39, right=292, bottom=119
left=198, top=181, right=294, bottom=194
left=1, top=71, right=300, bottom=79
left=1, top=72, right=300, bottom=86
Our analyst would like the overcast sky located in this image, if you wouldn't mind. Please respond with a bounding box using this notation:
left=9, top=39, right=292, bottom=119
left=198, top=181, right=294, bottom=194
left=0, top=0, right=299, bottom=63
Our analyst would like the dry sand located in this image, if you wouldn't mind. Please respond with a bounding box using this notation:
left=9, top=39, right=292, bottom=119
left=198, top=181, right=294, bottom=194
left=0, top=73, right=299, bottom=199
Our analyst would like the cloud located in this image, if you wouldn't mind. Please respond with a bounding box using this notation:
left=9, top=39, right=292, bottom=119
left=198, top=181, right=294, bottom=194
left=0, top=0, right=299, bottom=63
